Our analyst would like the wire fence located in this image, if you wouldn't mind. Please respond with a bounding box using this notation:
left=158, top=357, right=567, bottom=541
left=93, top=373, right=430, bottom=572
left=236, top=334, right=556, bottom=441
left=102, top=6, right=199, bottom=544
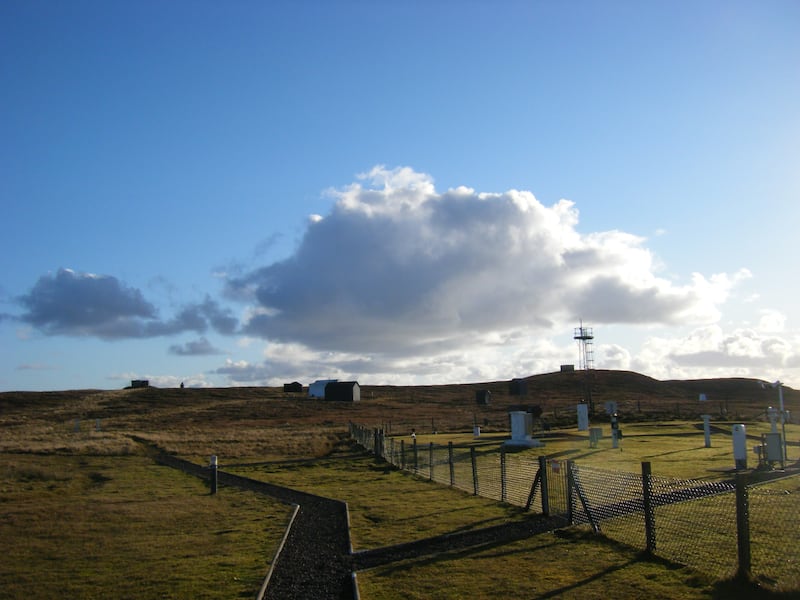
left=350, top=423, right=799, bottom=591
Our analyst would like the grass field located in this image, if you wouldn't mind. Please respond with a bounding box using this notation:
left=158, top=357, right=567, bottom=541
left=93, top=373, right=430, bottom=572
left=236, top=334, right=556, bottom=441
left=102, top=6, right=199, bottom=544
left=0, top=452, right=291, bottom=599
left=404, top=420, right=800, bottom=480
left=0, top=374, right=797, bottom=598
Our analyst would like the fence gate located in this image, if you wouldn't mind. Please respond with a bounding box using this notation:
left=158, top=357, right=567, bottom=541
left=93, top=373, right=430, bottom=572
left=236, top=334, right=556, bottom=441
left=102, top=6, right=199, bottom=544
left=527, top=457, right=571, bottom=518
left=545, top=459, right=571, bottom=516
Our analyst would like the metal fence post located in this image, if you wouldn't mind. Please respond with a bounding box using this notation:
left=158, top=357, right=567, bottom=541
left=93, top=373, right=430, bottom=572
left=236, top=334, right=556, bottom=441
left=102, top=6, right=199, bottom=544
left=471, top=447, right=479, bottom=496
left=500, top=446, right=507, bottom=503
left=642, top=461, right=656, bottom=553
left=735, top=473, right=751, bottom=579
left=568, top=461, right=599, bottom=533
left=400, top=440, right=406, bottom=470
left=413, top=438, right=419, bottom=474
left=566, top=459, right=574, bottom=525
left=539, top=455, right=550, bottom=516
left=209, top=455, right=218, bottom=495
left=448, top=442, right=455, bottom=486
left=429, top=442, right=434, bottom=481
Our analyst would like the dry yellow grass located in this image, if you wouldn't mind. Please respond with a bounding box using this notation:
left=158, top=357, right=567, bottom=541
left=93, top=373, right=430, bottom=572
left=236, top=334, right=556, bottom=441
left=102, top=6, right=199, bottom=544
left=0, top=453, right=292, bottom=599
left=0, top=375, right=796, bottom=599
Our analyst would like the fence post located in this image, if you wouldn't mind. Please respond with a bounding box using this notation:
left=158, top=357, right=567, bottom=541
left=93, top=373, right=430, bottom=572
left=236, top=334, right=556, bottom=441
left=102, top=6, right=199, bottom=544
left=413, top=438, right=419, bottom=474
left=429, top=442, right=434, bottom=481
left=448, top=442, right=455, bottom=486
left=642, top=461, right=656, bottom=553
left=401, top=440, right=406, bottom=470
left=471, top=447, right=479, bottom=496
left=568, top=460, right=599, bottom=533
left=209, top=455, right=218, bottom=495
left=566, top=460, right=574, bottom=525
left=500, top=446, right=507, bottom=502
left=539, top=455, right=550, bottom=516
left=735, top=473, right=751, bottom=580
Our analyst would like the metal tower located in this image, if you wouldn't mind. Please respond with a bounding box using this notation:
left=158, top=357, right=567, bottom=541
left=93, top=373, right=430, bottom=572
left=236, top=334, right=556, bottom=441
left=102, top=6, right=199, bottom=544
left=573, top=321, right=594, bottom=371
left=573, top=321, right=596, bottom=415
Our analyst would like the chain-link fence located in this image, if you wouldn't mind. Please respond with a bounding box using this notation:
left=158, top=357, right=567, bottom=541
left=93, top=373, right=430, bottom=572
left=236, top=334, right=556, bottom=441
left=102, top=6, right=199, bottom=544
left=747, top=477, right=800, bottom=590
left=350, top=423, right=799, bottom=591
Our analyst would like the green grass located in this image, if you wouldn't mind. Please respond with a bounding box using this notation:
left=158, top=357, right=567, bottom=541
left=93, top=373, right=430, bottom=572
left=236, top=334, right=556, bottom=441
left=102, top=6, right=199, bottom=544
left=348, top=424, right=800, bottom=596
left=232, top=453, right=726, bottom=599
left=405, top=420, right=800, bottom=480
left=1, top=384, right=796, bottom=599
left=0, top=453, right=292, bottom=599
left=231, top=450, right=534, bottom=550
left=356, top=529, right=716, bottom=600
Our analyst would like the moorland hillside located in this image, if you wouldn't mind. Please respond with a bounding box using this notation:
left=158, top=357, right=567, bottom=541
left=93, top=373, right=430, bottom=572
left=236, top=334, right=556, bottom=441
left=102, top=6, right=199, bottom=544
left=1, top=370, right=796, bottom=461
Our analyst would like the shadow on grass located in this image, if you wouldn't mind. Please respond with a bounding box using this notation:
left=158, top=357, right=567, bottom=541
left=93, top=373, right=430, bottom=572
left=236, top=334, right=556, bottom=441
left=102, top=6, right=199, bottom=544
left=558, top=449, right=604, bottom=461
left=642, top=446, right=710, bottom=459
left=533, top=557, right=641, bottom=599
left=712, top=578, right=800, bottom=600
left=370, top=538, right=567, bottom=577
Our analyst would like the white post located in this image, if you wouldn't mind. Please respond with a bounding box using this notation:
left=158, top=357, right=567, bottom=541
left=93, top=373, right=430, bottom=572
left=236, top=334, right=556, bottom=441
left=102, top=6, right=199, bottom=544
left=610, top=412, right=619, bottom=449
left=577, top=403, right=589, bottom=431
left=767, top=406, right=779, bottom=434
left=733, top=424, right=747, bottom=470
left=702, top=415, right=711, bottom=448
left=210, top=455, right=218, bottom=495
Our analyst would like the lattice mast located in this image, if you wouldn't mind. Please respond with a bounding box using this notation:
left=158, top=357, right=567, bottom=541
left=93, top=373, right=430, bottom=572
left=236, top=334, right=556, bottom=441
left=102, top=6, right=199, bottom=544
left=574, top=320, right=594, bottom=371
left=574, top=320, right=595, bottom=414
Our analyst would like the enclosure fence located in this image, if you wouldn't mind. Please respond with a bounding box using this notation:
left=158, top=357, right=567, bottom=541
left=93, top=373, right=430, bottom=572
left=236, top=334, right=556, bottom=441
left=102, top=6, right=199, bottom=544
left=349, top=423, right=799, bottom=591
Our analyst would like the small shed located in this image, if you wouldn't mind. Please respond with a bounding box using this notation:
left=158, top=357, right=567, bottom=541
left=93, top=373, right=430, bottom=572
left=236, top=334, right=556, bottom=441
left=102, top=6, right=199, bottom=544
left=325, top=381, right=360, bottom=402
left=508, top=378, right=528, bottom=396
left=475, top=389, right=492, bottom=405
left=309, top=379, right=337, bottom=399
left=131, top=379, right=149, bottom=389
left=560, top=364, right=575, bottom=372
left=283, top=381, right=303, bottom=393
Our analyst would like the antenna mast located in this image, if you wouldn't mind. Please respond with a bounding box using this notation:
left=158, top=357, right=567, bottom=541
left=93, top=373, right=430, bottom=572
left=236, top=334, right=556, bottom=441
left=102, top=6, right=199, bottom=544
left=573, top=320, right=595, bottom=415
left=573, top=320, right=594, bottom=371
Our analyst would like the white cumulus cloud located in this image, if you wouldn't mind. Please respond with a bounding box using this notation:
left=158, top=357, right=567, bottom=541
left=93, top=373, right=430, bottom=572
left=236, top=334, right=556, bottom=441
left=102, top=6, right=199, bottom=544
left=228, top=166, right=748, bottom=365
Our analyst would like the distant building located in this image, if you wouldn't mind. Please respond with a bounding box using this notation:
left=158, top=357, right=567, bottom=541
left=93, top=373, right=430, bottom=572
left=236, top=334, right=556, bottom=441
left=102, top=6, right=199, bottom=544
left=283, top=381, right=303, bottom=393
left=309, top=379, right=337, bottom=399
left=475, top=389, right=492, bottom=405
left=324, top=381, right=360, bottom=402
left=131, top=379, right=149, bottom=388
left=508, top=378, right=528, bottom=396
left=560, top=364, right=575, bottom=372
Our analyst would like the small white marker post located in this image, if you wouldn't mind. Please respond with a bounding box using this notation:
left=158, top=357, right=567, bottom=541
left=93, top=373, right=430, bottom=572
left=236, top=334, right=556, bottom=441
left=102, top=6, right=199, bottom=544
left=209, top=455, right=218, bottom=495
left=702, top=415, right=712, bottom=448
left=733, top=424, right=747, bottom=470
left=767, top=406, right=779, bottom=434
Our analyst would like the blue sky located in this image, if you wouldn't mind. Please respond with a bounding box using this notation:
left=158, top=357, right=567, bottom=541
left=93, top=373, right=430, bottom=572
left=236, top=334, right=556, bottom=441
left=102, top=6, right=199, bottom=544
left=2, top=1, right=799, bottom=391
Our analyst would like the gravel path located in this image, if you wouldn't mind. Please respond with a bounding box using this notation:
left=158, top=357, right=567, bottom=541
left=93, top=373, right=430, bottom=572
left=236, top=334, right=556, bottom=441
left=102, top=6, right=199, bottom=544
left=153, top=449, right=567, bottom=599
left=261, top=485, right=565, bottom=599
left=262, top=495, right=354, bottom=600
